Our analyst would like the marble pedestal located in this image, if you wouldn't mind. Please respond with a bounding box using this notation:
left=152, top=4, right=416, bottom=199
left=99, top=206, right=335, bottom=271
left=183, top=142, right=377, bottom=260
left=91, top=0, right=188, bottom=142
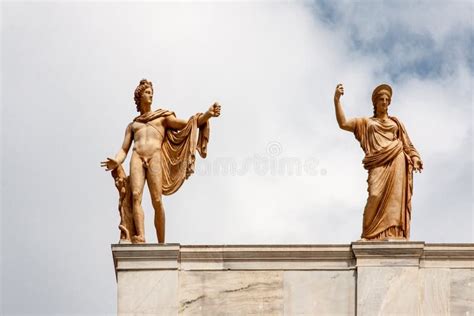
left=112, top=242, right=473, bottom=315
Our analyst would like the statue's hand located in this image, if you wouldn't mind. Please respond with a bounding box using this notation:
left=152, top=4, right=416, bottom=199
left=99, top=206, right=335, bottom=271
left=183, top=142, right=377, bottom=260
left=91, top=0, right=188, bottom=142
left=207, top=102, right=221, bottom=118
left=101, top=157, right=119, bottom=171
left=412, top=157, right=423, bottom=173
left=334, top=84, right=344, bottom=101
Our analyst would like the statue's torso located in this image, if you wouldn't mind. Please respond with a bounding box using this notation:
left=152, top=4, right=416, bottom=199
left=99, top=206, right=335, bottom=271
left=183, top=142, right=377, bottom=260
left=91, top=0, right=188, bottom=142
left=366, top=117, right=399, bottom=153
left=131, top=117, right=166, bottom=157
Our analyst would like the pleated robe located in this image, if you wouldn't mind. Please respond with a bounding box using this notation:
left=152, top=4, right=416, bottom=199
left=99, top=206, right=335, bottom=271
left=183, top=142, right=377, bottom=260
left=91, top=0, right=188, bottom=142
left=353, top=116, right=420, bottom=240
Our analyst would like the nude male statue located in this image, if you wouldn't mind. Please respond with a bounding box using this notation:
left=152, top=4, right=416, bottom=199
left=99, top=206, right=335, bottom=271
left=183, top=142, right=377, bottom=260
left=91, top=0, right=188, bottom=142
left=102, top=79, right=221, bottom=243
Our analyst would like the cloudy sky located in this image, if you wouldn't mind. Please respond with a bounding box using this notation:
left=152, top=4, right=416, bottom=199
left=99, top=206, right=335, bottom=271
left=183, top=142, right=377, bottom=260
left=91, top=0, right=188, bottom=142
left=2, top=0, right=472, bottom=314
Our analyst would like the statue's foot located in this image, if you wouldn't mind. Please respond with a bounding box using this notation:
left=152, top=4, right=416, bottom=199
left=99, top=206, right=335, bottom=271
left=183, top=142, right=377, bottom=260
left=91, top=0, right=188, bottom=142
left=119, top=238, right=132, bottom=244
left=132, top=235, right=146, bottom=244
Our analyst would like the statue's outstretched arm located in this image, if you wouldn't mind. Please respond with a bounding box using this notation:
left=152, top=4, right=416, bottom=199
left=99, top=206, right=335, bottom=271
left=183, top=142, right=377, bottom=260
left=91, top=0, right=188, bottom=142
left=165, top=102, right=221, bottom=129
left=165, top=115, right=188, bottom=130
left=334, top=84, right=356, bottom=132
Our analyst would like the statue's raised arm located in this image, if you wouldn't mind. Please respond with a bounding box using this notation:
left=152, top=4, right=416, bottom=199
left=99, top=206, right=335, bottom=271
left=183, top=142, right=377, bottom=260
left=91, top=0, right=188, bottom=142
left=333, top=84, right=356, bottom=132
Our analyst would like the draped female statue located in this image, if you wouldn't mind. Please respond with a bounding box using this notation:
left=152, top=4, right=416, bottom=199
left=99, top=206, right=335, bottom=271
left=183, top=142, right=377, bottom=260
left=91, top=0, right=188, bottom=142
left=333, top=83, right=423, bottom=240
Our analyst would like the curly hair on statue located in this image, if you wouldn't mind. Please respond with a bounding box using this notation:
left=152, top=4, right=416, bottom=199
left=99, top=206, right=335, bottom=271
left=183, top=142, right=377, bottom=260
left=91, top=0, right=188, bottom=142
left=134, top=79, right=154, bottom=112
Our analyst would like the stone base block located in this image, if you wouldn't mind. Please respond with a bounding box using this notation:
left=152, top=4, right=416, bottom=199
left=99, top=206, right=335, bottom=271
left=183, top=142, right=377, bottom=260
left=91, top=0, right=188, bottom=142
left=112, top=242, right=473, bottom=315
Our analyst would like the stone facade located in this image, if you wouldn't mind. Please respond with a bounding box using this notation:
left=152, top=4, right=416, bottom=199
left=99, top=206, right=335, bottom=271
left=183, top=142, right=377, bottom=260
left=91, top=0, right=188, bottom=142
left=112, top=243, right=473, bottom=315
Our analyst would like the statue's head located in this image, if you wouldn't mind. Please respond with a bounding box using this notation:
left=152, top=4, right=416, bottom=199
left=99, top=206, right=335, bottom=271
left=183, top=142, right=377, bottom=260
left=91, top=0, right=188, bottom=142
left=371, top=84, right=392, bottom=116
left=134, top=79, right=154, bottom=112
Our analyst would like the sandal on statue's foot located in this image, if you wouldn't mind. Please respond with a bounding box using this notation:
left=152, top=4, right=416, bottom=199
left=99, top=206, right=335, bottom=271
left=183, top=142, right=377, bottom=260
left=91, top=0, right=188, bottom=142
left=132, top=235, right=145, bottom=244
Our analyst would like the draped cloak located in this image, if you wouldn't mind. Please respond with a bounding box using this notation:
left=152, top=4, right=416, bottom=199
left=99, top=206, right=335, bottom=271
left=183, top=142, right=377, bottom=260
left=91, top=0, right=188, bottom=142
left=353, top=116, right=420, bottom=240
left=133, top=109, right=210, bottom=195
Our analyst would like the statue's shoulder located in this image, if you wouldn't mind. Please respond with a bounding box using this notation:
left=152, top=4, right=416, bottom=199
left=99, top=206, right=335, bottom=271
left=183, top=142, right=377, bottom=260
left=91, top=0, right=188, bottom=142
left=155, top=108, right=175, bottom=117
left=133, top=109, right=176, bottom=123
left=150, top=109, right=175, bottom=123
left=356, top=116, right=370, bottom=124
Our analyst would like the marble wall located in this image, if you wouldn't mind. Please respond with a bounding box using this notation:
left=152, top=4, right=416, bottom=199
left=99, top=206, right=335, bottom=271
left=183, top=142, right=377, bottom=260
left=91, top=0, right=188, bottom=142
left=118, top=271, right=178, bottom=315
left=113, top=243, right=473, bottom=315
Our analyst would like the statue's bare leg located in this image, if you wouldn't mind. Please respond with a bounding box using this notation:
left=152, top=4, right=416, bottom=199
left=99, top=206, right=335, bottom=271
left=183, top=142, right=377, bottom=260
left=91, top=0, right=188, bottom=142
left=147, top=151, right=165, bottom=243
left=130, top=152, right=146, bottom=243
